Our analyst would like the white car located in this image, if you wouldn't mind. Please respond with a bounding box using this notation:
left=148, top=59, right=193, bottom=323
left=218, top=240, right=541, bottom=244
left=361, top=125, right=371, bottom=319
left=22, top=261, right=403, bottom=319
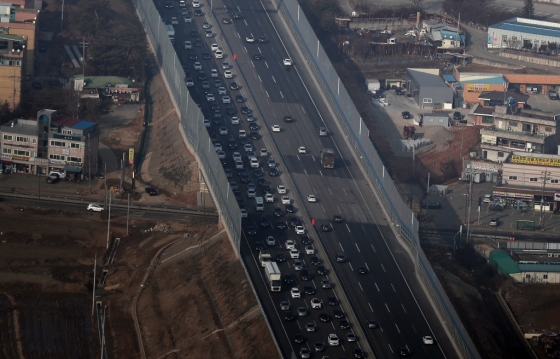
left=210, top=69, right=219, bottom=78
left=203, top=119, right=210, bottom=127
left=218, top=86, right=227, bottom=95
left=217, top=150, right=226, bottom=159
left=283, top=58, right=292, bottom=66
left=170, top=16, right=179, bottom=24
left=87, top=203, right=104, bottom=212
left=307, top=194, right=317, bottom=202
left=211, top=43, right=219, bottom=52
left=239, top=129, right=247, bottom=138
left=244, top=143, right=252, bottom=152
left=305, top=245, right=315, bottom=255
left=295, top=225, right=305, bottom=235
left=298, top=146, right=306, bottom=154
left=291, top=287, right=301, bottom=298
left=219, top=127, right=228, bottom=135
left=328, top=334, right=340, bottom=346
left=206, top=93, right=215, bottom=102
left=310, top=298, right=322, bottom=309
left=423, top=336, right=434, bottom=345
left=230, top=117, right=240, bottom=125
left=192, top=0, right=200, bottom=7
left=214, top=142, right=222, bottom=151
left=232, top=152, right=242, bottom=161
left=281, top=196, right=290, bottom=204
left=224, top=70, right=233, bottom=79
left=222, top=95, right=231, bottom=104
left=185, top=78, right=194, bottom=87
left=271, top=125, right=281, bottom=132
left=266, top=236, right=276, bottom=246
left=215, top=50, right=223, bottom=59
left=184, top=15, right=192, bottom=23
left=240, top=208, right=248, bottom=218
left=265, top=193, right=274, bottom=203
left=193, top=61, right=202, bottom=70
left=285, top=239, right=296, bottom=249
left=277, top=185, right=287, bottom=194
left=235, top=160, right=244, bottom=169
left=289, top=248, right=300, bottom=258
left=247, top=189, right=256, bottom=198
left=260, top=148, right=268, bottom=157
left=246, top=35, right=255, bottom=43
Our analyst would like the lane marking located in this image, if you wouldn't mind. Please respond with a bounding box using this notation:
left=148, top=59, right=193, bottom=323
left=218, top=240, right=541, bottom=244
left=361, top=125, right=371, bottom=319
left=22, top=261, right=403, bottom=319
left=385, top=303, right=390, bottom=313
left=368, top=303, right=373, bottom=312
left=346, top=224, right=351, bottom=233
left=328, top=188, right=332, bottom=195
left=401, top=304, right=407, bottom=313
left=311, top=156, right=315, bottom=161
left=355, top=243, right=360, bottom=252
left=339, top=243, right=344, bottom=251
left=375, top=283, right=380, bottom=292
left=371, top=244, right=376, bottom=253
left=358, top=282, right=363, bottom=291
left=280, top=91, right=284, bottom=98
left=265, top=91, right=269, bottom=98
left=319, top=170, right=323, bottom=176
left=395, top=324, right=400, bottom=333
left=258, top=75, right=262, bottom=82
left=364, top=263, right=369, bottom=271
left=320, top=204, right=326, bottom=213
left=272, top=76, right=276, bottom=83
left=391, top=283, right=396, bottom=292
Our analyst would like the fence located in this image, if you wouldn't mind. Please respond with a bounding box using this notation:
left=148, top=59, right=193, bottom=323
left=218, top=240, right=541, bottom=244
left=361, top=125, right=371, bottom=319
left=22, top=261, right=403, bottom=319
left=272, top=0, right=480, bottom=357
left=131, top=0, right=241, bottom=251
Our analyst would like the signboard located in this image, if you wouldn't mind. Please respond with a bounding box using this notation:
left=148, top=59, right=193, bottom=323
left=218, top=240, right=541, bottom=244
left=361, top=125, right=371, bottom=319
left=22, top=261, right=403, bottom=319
left=481, top=135, right=497, bottom=145
left=493, top=190, right=535, bottom=199
left=62, top=148, right=69, bottom=155
left=12, top=155, right=30, bottom=161
left=466, top=83, right=491, bottom=92
left=517, top=220, right=535, bottom=231
left=555, top=193, right=560, bottom=201
left=129, top=148, right=134, bottom=165
left=511, top=155, right=560, bottom=167
left=467, top=163, right=499, bottom=172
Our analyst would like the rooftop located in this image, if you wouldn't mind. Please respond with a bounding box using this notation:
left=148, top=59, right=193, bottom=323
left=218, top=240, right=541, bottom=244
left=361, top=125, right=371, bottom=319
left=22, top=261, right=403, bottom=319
left=78, top=75, right=135, bottom=88
left=478, top=91, right=529, bottom=103
left=406, top=69, right=447, bottom=88
left=490, top=17, right=560, bottom=38
left=519, top=263, right=560, bottom=273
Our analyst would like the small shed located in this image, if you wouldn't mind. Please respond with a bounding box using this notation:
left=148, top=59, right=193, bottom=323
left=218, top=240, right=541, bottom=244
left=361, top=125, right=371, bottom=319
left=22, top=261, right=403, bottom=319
left=421, top=113, right=450, bottom=127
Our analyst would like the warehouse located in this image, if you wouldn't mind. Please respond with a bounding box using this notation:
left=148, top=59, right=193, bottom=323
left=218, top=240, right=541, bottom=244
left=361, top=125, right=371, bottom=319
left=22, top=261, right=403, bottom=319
left=487, top=17, right=560, bottom=50
left=404, top=69, right=454, bottom=109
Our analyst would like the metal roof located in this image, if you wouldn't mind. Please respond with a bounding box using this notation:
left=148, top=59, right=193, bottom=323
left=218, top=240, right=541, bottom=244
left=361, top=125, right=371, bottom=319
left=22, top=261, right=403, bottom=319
left=406, top=69, right=447, bottom=88
left=442, top=74, right=457, bottom=82
left=71, top=120, right=96, bottom=130
left=519, top=263, right=560, bottom=273
left=490, top=17, right=560, bottom=38
left=459, top=74, right=505, bottom=85
left=489, top=249, right=521, bottom=275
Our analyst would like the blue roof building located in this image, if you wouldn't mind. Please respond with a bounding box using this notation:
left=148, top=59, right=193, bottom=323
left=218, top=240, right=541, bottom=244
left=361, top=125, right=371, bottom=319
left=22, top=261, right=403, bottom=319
left=488, top=17, right=560, bottom=50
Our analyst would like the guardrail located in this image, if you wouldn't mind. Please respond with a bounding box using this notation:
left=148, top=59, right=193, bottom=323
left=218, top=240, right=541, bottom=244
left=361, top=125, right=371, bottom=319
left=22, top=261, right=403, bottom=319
left=270, top=0, right=481, bottom=357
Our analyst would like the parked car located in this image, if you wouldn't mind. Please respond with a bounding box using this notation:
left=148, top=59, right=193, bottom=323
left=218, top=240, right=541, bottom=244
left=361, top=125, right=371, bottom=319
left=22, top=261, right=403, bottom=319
left=145, top=187, right=158, bottom=196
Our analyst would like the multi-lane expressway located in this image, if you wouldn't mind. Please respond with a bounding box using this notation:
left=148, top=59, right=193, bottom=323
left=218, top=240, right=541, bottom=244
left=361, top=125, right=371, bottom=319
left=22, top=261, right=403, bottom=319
left=159, top=0, right=458, bottom=357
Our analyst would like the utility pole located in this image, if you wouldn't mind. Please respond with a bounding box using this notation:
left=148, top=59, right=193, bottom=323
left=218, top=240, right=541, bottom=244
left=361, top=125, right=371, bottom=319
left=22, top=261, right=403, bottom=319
left=9, top=68, right=19, bottom=110
left=126, top=193, right=130, bottom=235
left=88, top=134, right=91, bottom=193
left=540, top=168, right=551, bottom=230
left=91, top=252, right=97, bottom=316
left=426, top=172, right=430, bottom=216
left=466, top=165, right=473, bottom=243
left=106, top=193, right=112, bottom=249
left=60, top=0, right=65, bottom=32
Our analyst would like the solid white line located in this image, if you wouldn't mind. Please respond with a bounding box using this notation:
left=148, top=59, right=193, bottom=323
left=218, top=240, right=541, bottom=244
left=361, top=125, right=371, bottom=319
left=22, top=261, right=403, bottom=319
left=355, top=243, right=360, bottom=252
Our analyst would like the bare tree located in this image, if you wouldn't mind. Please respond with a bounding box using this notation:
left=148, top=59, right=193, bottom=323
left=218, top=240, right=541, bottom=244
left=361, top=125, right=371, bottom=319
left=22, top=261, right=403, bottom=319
left=409, top=0, right=424, bottom=6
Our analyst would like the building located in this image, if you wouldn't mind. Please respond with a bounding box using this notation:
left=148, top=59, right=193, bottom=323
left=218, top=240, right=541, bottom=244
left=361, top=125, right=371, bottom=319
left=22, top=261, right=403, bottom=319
left=73, top=75, right=140, bottom=103
left=488, top=17, right=560, bottom=50
left=404, top=68, right=454, bottom=109
left=480, top=106, right=560, bottom=162
left=421, top=20, right=464, bottom=51
left=10, top=6, right=39, bottom=78
left=469, top=91, right=529, bottom=125
left=0, top=109, right=99, bottom=177
left=420, top=113, right=451, bottom=127
left=0, top=28, right=25, bottom=109
left=504, top=74, right=560, bottom=95
left=453, top=70, right=506, bottom=104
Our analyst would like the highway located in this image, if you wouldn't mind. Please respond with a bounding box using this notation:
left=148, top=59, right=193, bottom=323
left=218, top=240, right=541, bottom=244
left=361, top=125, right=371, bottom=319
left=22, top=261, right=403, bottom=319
left=159, top=0, right=455, bottom=358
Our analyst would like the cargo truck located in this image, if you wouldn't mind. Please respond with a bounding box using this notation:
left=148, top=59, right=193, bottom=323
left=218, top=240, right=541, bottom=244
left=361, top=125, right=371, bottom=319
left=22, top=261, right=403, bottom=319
left=165, top=24, right=175, bottom=45
left=264, top=261, right=281, bottom=291
left=258, top=250, right=272, bottom=266
left=320, top=148, right=335, bottom=169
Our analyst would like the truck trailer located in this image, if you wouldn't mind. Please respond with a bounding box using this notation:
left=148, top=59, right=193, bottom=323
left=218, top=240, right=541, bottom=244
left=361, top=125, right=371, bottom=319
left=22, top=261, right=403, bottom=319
left=165, top=24, right=175, bottom=45
left=264, top=261, right=281, bottom=291
left=320, top=148, right=335, bottom=169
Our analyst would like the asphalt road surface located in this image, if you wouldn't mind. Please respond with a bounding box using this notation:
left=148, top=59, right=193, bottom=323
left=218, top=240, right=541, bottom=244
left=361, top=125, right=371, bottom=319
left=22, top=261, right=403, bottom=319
left=158, top=0, right=457, bottom=358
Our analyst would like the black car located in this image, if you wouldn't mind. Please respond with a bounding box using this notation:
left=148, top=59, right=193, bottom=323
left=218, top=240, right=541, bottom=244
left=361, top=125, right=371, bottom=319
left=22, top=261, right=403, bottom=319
left=273, top=207, right=283, bottom=217
left=335, top=253, right=346, bottom=262
left=301, top=269, right=311, bottom=281
left=253, top=53, right=262, bottom=60
left=228, top=139, right=237, bottom=149
left=421, top=201, right=442, bottom=209
left=354, top=348, right=365, bottom=359
left=317, top=265, right=327, bottom=275
left=328, top=296, right=338, bottom=306
left=262, top=183, right=271, bottom=193
left=240, top=174, right=250, bottom=183
left=300, top=236, right=312, bottom=245
left=194, top=39, right=203, bottom=47
left=314, top=342, right=325, bottom=352
left=190, top=30, right=199, bottom=37
left=222, top=18, right=232, bottom=24
left=357, top=266, right=368, bottom=274
left=284, top=311, right=295, bottom=321
left=289, top=216, right=300, bottom=227
left=241, top=106, right=251, bottom=114
left=395, top=87, right=403, bottom=95
left=258, top=36, right=266, bottom=43
left=276, top=221, right=287, bottom=229
left=202, top=52, right=211, bottom=60
left=339, top=320, right=350, bottom=330
left=232, top=12, right=241, bottom=19
left=32, top=81, right=42, bottom=89
left=368, top=320, right=379, bottom=329
left=198, top=72, right=206, bottom=80
left=284, top=115, right=293, bottom=123
left=188, top=54, right=198, bottom=61
left=333, top=215, right=343, bottom=223
left=249, top=122, right=259, bottom=130
left=247, top=225, right=257, bottom=235
left=236, top=95, right=245, bottom=103
left=260, top=215, right=269, bottom=227
left=294, top=334, right=305, bottom=343
left=145, top=187, right=157, bottom=196
left=255, top=241, right=264, bottom=251
left=269, top=168, right=279, bottom=177
left=194, top=9, right=204, bottom=16
left=229, top=81, right=239, bottom=90
left=249, top=131, right=260, bottom=140
left=453, top=111, right=462, bottom=121
left=310, top=256, right=321, bottom=265
left=211, top=102, right=220, bottom=111
left=319, top=313, right=331, bottom=322
left=283, top=273, right=294, bottom=284
left=304, top=285, right=315, bottom=295
left=320, top=223, right=331, bottom=232
left=257, top=178, right=266, bottom=186
left=334, top=309, right=344, bottom=319
left=165, top=1, right=172, bottom=7
left=276, top=253, right=286, bottom=262
left=401, top=111, right=412, bottom=119
left=253, top=169, right=264, bottom=177
left=399, top=346, right=410, bottom=356
left=226, top=106, right=236, bottom=115
left=285, top=204, right=295, bottom=213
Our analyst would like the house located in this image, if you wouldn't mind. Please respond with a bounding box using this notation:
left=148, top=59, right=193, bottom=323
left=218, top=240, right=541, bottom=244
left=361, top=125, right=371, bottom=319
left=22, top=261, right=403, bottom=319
left=404, top=68, right=454, bottom=109
left=469, top=91, right=529, bottom=125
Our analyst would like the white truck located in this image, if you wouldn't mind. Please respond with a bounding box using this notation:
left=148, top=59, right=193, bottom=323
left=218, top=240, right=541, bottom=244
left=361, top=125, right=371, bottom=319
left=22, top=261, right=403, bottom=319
left=165, top=24, right=175, bottom=45
left=258, top=250, right=272, bottom=266
left=264, top=261, right=281, bottom=291
left=366, top=79, right=380, bottom=93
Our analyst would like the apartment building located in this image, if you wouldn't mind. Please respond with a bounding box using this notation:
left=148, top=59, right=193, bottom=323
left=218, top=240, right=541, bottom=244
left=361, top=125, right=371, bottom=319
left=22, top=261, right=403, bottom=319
left=480, top=105, right=560, bottom=162
left=0, top=29, right=25, bottom=109
left=0, top=109, right=99, bottom=177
